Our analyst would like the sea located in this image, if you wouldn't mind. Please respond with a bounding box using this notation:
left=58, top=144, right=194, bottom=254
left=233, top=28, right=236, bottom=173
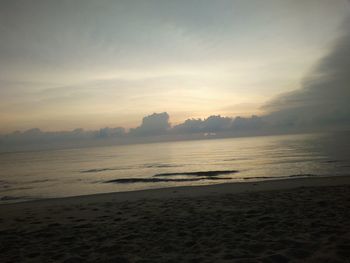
left=1, top=131, right=349, bottom=204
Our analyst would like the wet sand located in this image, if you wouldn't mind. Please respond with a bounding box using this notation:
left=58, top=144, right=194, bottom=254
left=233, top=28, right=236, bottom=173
left=1, top=176, right=350, bottom=262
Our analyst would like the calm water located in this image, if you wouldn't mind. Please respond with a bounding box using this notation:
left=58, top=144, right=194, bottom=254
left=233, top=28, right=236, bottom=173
left=1, top=132, right=350, bottom=203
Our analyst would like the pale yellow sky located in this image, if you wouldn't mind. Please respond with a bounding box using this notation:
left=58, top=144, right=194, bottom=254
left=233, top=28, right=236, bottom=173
left=0, top=0, right=349, bottom=133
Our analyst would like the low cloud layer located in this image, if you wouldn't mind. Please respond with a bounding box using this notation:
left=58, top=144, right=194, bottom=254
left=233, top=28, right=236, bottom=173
left=0, top=113, right=265, bottom=152
left=173, top=115, right=232, bottom=133
left=1, top=97, right=349, bottom=152
left=264, top=18, right=350, bottom=129
left=0, top=127, right=126, bottom=152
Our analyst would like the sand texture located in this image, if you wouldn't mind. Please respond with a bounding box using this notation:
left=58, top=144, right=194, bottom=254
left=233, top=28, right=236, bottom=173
left=1, top=176, right=350, bottom=262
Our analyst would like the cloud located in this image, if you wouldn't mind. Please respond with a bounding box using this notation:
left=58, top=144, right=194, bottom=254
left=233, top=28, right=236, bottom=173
left=0, top=112, right=268, bottom=152
left=263, top=17, right=350, bottom=129
left=0, top=126, right=126, bottom=152
left=172, top=115, right=266, bottom=134
left=96, top=127, right=126, bottom=138
left=173, top=115, right=232, bottom=133
left=232, top=115, right=265, bottom=130
left=129, top=112, right=170, bottom=136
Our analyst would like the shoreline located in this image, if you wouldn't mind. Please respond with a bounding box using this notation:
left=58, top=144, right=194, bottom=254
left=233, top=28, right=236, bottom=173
left=2, top=174, right=350, bottom=207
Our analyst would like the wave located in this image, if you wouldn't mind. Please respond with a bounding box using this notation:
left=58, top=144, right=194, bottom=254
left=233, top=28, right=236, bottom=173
left=80, top=167, right=131, bottom=173
left=288, top=173, right=318, bottom=178
left=82, top=164, right=181, bottom=173
left=321, top=160, right=343, bottom=164
left=81, top=168, right=116, bottom=173
left=241, top=173, right=318, bottom=180
left=105, top=177, right=233, bottom=184
left=153, top=170, right=239, bottom=177
left=223, top=158, right=251, bottom=162
left=0, top=195, right=25, bottom=201
left=105, top=173, right=319, bottom=184
left=143, top=163, right=181, bottom=168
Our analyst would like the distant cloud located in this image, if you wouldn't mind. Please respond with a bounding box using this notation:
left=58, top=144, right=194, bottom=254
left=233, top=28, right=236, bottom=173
left=173, top=115, right=232, bottom=133
left=129, top=112, right=170, bottom=136
left=264, top=18, right=350, bottom=129
left=0, top=112, right=267, bottom=152
left=96, top=127, right=126, bottom=138
left=0, top=126, right=126, bottom=152
left=232, top=115, right=265, bottom=130
left=172, top=115, right=266, bottom=134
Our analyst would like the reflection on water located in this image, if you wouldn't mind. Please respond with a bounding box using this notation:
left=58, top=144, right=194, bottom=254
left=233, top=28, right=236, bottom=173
left=0, top=131, right=349, bottom=203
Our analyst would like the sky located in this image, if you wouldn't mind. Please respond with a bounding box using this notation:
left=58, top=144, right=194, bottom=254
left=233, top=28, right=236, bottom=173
left=1, top=0, right=350, bottom=133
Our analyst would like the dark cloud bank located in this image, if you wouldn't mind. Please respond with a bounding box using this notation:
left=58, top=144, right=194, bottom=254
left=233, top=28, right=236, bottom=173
left=264, top=18, right=350, bottom=128
left=1, top=21, right=350, bottom=152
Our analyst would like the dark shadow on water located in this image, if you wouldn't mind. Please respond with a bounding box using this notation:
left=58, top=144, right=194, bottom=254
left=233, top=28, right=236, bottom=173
left=153, top=170, right=239, bottom=177
left=105, top=177, right=233, bottom=184
left=81, top=168, right=116, bottom=173
left=105, top=173, right=319, bottom=184
left=321, top=160, right=343, bottom=164
left=242, top=174, right=318, bottom=180
left=81, top=168, right=126, bottom=173
left=142, top=163, right=181, bottom=168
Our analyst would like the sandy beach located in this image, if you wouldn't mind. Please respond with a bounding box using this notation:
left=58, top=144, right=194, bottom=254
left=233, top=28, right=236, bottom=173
left=1, top=176, right=350, bottom=263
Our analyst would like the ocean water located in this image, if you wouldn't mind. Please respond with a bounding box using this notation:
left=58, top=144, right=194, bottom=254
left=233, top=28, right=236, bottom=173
left=0, top=132, right=349, bottom=203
